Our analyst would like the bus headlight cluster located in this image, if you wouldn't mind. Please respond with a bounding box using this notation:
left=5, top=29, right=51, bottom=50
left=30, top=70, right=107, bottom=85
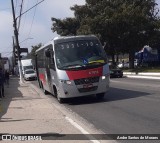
left=102, top=75, right=106, bottom=80
left=60, top=80, right=72, bottom=85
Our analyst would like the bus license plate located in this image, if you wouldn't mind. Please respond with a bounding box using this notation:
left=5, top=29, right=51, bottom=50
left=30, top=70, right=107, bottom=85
left=83, top=84, right=93, bottom=88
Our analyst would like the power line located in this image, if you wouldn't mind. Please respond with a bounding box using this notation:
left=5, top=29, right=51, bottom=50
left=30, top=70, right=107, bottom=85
left=16, top=0, right=45, bottom=45
left=27, top=0, right=38, bottom=41
left=16, top=0, right=44, bottom=19
left=20, top=0, right=29, bottom=35
left=14, top=0, right=18, bottom=15
left=18, top=0, right=24, bottom=32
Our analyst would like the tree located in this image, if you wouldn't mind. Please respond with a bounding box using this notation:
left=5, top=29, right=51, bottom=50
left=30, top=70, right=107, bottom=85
left=118, top=0, right=160, bottom=68
left=51, top=17, right=80, bottom=36
left=71, top=0, right=160, bottom=68
left=27, top=43, right=42, bottom=65
left=51, top=0, right=160, bottom=68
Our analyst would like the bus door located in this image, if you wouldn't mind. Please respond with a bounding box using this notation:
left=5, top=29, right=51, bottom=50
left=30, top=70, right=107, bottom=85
left=35, top=54, right=41, bottom=88
left=45, top=47, right=53, bottom=92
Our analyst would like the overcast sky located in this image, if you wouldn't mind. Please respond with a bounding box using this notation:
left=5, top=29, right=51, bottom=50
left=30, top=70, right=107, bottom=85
left=0, top=0, right=160, bottom=57
left=0, top=0, right=85, bottom=57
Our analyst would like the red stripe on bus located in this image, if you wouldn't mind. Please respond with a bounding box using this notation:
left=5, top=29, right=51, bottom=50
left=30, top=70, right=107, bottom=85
left=39, top=73, right=46, bottom=84
left=66, top=67, right=103, bottom=80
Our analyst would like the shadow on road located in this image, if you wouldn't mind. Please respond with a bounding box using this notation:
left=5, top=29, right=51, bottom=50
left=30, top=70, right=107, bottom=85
left=31, top=79, right=150, bottom=105
left=65, top=87, right=150, bottom=105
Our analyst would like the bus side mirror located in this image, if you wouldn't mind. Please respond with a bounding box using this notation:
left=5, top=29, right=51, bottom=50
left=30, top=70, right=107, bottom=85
left=45, top=49, right=51, bottom=57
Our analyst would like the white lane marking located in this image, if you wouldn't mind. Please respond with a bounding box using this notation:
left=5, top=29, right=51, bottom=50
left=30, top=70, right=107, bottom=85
left=65, top=116, right=100, bottom=143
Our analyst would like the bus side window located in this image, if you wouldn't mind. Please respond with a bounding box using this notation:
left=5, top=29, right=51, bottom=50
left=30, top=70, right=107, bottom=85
left=37, top=50, right=44, bottom=68
left=50, top=49, right=56, bottom=71
left=50, top=51, right=54, bottom=63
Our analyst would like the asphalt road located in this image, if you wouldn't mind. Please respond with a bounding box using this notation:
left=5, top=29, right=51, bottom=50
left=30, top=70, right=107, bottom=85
left=31, top=77, right=160, bottom=135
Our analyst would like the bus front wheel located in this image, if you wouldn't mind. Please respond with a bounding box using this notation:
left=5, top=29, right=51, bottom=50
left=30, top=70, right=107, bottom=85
left=57, top=96, right=64, bottom=104
left=53, top=85, right=64, bottom=104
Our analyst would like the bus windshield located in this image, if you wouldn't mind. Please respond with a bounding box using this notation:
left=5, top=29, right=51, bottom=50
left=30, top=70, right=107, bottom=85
left=55, top=39, right=107, bottom=70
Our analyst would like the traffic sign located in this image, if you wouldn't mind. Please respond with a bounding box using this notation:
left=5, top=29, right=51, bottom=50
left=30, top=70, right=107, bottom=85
left=20, top=48, right=28, bottom=53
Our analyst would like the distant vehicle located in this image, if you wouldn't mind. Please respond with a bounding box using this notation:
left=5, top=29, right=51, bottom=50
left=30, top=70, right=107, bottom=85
left=2, top=57, right=10, bottom=71
left=135, top=45, right=160, bottom=66
left=134, top=59, right=138, bottom=67
left=117, top=62, right=129, bottom=68
left=117, top=61, right=137, bottom=68
left=35, top=35, right=110, bottom=103
left=21, top=59, right=34, bottom=74
left=117, top=62, right=123, bottom=68
left=24, top=69, right=37, bottom=81
left=110, top=65, right=123, bottom=78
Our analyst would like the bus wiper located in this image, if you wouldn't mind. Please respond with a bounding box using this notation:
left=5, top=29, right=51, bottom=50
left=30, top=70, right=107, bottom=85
left=87, top=61, right=106, bottom=65
left=61, top=64, right=84, bottom=69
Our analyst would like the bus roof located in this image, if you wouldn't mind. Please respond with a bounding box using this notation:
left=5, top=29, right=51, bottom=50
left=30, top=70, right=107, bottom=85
left=53, top=35, right=97, bottom=44
left=36, top=35, right=98, bottom=53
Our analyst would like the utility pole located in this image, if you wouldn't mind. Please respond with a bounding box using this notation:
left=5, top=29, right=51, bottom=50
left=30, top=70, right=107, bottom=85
left=11, top=0, right=23, bottom=82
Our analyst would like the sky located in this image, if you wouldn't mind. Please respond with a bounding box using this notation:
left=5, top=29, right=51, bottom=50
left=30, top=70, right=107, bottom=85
left=0, top=0, right=160, bottom=58
left=0, top=0, right=85, bottom=57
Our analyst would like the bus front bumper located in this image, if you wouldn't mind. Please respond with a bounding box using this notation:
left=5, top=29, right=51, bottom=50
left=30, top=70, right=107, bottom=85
left=57, top=77, right=109, bottom=98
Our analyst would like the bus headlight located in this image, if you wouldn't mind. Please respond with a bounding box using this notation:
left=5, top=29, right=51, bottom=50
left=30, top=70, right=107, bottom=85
left=102, top=76, right=106, bottom=80
left=60, top=80, right=72, bottom=85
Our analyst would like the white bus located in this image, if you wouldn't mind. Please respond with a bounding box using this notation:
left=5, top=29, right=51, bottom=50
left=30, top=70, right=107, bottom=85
left=35, top=35, right=110, bottom=103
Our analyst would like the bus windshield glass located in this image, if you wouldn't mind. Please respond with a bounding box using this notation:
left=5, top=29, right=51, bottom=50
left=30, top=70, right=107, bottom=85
left=55, top=39, right=107, bottom=70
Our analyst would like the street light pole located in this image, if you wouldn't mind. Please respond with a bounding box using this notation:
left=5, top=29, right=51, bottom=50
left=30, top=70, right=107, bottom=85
left=11, top=0, right=23, bottom=83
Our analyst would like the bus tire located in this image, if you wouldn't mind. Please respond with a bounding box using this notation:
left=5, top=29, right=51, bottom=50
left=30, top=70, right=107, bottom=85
left=43, top=89, right=48, bottom=95
left=53, top=86, right=64, bottom=104
left=53, top=85, right=57, bottom=97
left=57, top=95, right=64, bottom=104
left=41, top=82, right=48, bottom=95
left=38, top=80, right=42, bottom=88
left=96, top=93, right=105, bottom=100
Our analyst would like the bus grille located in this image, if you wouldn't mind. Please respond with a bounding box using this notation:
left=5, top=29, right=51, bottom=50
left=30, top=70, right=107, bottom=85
left=74, top=77, right=99, bottom=85
left=78, top=86, right=98, bottom=93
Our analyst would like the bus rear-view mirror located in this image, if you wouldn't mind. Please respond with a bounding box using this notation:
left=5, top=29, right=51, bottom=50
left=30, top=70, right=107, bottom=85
left=45, top=49, right=51, bottom=57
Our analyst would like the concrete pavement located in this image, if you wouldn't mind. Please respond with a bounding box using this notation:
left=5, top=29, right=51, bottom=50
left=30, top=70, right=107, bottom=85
left=0, top=77, right=115, bottom=143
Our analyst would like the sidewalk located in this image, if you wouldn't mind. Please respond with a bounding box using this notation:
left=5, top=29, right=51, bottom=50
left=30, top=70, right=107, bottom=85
left=0, top=77, right=115, bottom=143
left=123, top=72, right=160, bottom=80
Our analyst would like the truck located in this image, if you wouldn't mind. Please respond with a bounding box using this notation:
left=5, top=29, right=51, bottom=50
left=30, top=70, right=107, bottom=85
left=0, top=56, right=9, bottom=71
left=3, top=57, right=9, bottom=71
left=21, top=59, right=34, bottom=75
left=135, top=45, right=160, bottom=66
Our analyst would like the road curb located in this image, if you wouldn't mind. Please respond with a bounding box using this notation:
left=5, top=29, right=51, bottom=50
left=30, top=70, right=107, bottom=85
left=125, top=75, right=160, bottom=80
left=124, top=72, right=160, bottom=76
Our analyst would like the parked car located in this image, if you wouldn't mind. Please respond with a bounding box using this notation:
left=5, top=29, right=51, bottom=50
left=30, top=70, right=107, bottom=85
left=117, top=60, right=138, bottom=68
left=109, top=65, right=123, bottom=78
left=24, top=69, right=37, bottom=81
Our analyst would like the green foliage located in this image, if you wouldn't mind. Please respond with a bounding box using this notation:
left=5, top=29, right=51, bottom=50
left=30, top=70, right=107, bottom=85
left=51, top=0, right=160, bottom=68
left=27, top=43, right=42, bottom=61
left=51, top=17, right=80, bottom=36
